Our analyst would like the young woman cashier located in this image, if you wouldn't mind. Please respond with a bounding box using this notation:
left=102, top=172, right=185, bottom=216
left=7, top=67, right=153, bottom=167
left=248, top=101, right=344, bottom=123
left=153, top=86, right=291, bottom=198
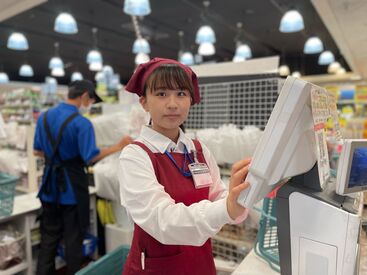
left=118, top=57, right=250, bottom=275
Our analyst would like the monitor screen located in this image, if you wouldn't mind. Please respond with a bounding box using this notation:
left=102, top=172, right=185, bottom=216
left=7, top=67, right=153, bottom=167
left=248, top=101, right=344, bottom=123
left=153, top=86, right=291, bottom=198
left=237, top=76, right=325, bottom=208
left=348, top=147, right=367, bottom=188
left=336, top=139, right=367, bottom=195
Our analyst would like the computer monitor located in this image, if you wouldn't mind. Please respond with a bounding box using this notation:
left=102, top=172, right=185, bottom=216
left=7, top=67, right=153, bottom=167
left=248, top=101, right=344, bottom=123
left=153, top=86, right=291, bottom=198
left=238, top=76, right=325, bottom=208
left=336, top=139, right=367, bottom=195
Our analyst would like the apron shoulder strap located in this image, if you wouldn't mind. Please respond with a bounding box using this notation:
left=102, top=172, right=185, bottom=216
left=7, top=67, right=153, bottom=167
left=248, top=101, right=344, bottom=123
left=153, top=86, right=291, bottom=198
left=43, top=111, right=79, bottom=159
left=191, top=139, right=203, bottom=153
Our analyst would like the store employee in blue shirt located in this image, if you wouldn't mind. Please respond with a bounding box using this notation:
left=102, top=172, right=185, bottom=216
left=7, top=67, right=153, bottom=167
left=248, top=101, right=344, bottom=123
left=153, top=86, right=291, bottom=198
left=33, top=80, right=132, bottom=275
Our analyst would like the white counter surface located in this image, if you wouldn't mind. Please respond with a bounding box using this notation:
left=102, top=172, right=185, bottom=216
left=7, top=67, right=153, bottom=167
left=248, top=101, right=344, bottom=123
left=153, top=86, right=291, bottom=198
left=232, top=249, right=280, bottom=275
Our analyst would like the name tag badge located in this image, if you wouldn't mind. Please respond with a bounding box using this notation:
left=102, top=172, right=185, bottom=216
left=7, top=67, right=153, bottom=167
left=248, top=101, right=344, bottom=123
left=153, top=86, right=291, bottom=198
left=188, top=163, right=213, bottom=189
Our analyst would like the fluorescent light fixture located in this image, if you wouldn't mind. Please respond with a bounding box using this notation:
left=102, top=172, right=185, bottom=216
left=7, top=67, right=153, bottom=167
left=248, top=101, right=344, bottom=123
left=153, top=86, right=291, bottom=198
left=304, top=36, right=323, bottom=54
left=123, top=0, right=151, bottom=16
left=7, top=32, right=29, bottom=50
left=279, top=10, right=304, bottom=33
left=179, top=52, right=194, bottom=66
left=86, top=50, right=103, bottom=64
left=198, top=42, right=215, bottom=56
left=89, top=62, right=103, bottom=71
left=135, top=53, right=150, bottom=65
left=279, top=65, right=290, bottom=76
left=71, top=72, right=83, bottom=81
left=54, top=13, right=78, bottom=34
left=51, top=67, right=65, bottom=77
left=48, top=57, right=64, bottom=70
left=0, top=72, right=9, bottom=83
left=235, top=44, right=252, bottom=59
left=132, top=38, right=151, bottom=54
left=195, top=25, right=216, bottom=44
left=318, top=51, right=335, bottom=65
left=19, top=64, right=34, bottom=77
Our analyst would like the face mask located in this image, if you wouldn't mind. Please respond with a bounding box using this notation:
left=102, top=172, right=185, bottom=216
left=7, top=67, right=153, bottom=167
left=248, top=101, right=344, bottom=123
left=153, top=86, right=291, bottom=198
left=79, top=103, right=92, bottom=115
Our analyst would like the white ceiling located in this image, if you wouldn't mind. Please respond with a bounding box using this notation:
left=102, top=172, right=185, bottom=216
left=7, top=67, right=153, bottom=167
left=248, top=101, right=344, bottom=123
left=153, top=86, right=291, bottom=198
left=312, top=0, right=367, bottom=79
left=0, top=0, right=46, bottom=22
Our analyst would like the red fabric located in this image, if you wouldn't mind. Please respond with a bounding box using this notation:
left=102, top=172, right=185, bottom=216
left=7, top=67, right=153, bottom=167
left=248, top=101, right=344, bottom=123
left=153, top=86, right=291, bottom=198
left=125, top=57, right=201, bottom=104
left=122, top=140, right=216, bottom=275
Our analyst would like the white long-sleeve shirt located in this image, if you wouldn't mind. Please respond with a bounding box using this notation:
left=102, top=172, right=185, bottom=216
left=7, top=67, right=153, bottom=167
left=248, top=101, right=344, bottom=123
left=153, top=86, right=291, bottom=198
left=118, top=126, right=248, bottom=246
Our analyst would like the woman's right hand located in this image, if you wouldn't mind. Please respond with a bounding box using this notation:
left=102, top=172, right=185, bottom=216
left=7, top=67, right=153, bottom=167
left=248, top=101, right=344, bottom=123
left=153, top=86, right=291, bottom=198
left=226, top=158, right=251, bottom=220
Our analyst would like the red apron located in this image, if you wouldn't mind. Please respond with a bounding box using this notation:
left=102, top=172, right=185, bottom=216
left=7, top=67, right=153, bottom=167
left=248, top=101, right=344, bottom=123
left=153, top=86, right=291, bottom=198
left=122, top=140, right=216, bottom=275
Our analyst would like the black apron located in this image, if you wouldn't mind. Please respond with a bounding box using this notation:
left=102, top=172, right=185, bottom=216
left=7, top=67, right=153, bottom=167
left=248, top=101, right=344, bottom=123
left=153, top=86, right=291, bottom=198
left=39, top=111, right=90, bottom=231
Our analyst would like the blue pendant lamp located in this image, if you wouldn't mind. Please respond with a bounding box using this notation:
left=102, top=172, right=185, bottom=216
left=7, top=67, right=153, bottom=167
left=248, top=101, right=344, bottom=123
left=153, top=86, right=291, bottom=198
left=19, top=64, right=34, bottom=77
left=180, top=52, right=194, bottom=66
left=195, top=25, right=216, bottom=44
left=135, top=53, right=150, bottom=65
left=7, top=32, right=29, bottom=50
left=198, top=42, right=215, bottom=56
left=234, top=44, right=252, bottom=60
left=86, top=50, right=103, bottom=64
left=49, top=57, right=64, bottom=70
left=54, top=13, right=78, bottom=34
left=304, top=37, right=323, bottom=54
left=318, top=51, right=335, bottom=65
left=279, top=10, right=304, bottom=33
left=71, top=72, right=83, bottom=81
left=123, top=0, right=151, bottom=16
left=132, top=38, right=151, bottom=54
left=0, top=72, right=9, bottom=83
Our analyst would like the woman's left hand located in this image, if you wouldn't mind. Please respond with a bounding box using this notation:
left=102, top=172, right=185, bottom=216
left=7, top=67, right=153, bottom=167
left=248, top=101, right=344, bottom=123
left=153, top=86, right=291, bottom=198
left=226, top=158, right=251, bottom=220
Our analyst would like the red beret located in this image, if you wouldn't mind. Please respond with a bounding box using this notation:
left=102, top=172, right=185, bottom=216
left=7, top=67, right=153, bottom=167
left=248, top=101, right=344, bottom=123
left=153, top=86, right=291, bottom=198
left=125, top=57, right=201, bottom=104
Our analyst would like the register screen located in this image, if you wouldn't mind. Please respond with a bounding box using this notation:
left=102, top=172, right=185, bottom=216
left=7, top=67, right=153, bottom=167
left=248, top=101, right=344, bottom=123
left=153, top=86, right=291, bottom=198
left=348, top=148, right=367, bottom=188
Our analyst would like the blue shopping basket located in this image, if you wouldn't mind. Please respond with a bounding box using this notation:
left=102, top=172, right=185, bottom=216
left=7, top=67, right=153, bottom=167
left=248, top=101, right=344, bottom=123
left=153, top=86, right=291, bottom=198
left=76, top=245, right=130, bottom=275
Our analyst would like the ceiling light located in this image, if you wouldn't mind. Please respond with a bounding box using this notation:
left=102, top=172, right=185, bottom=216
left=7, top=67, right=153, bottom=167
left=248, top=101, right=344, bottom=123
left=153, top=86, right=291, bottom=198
left=336, top=67, right=346, bottom=75
left=95, top=72, right=105, bottom=82
left=318, top=51, right=335, bottom=65
left=0, top=72, right=9, bottom=83
left=278, top=65, right=290, bottom=76
left=123, top=0, right=151, bottom=16
left=103, top=65, right=114, bottom=76
left=71, top=72, right=83, bottom=81
left=180, top=52, right=194, bottom=66
left=327, top=62, right=341, bottom=74
left=86, top=50, right=103, bottom=64
left=198, top=42, right=215, bottom=56
left=51, top=67, right=65, bottom=77
left=132, top=38, right=151, bottom=54
left=49, top=57, right=64, bottom=70
left=232, top=56, right=246, bottom=62
left=89, top=62, right=103, bottom=71
left=292, top=71, right=301, bottom=78
left=7, top=32, right=29, bottom=50
left=54, top=13, right=78, bottom=34
left=235, top=44, right=252, bottom=59
left=19, top=64, right=34, bottom=77
left=135, top=53, right=150, bottom=65
left=304, top=37, right=323, bottom=54
left=195, top=25, right=216, bottom=44
left=279, top=10, right=304, bottom=33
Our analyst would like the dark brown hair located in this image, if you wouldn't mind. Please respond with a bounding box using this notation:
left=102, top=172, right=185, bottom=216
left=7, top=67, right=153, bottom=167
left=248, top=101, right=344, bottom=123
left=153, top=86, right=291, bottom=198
left=143, top=64, right=194, bottom=101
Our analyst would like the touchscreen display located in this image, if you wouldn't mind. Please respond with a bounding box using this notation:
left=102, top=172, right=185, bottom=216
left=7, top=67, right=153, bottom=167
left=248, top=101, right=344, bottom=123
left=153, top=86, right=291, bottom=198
left=348, top=147, right=367, bottom=188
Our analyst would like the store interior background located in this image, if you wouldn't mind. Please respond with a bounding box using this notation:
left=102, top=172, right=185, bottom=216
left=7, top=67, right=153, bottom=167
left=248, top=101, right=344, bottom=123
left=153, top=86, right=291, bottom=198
left=0, top=0, right=367, bottom=274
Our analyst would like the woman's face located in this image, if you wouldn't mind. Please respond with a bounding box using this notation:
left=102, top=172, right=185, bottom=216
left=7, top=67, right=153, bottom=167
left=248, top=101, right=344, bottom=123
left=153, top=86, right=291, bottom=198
left=140, top=87, right=192, bottom=134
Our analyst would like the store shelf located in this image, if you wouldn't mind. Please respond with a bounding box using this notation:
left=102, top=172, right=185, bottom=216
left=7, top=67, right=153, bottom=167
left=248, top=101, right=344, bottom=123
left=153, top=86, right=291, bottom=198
left=0, top=261, right=28, bottom=275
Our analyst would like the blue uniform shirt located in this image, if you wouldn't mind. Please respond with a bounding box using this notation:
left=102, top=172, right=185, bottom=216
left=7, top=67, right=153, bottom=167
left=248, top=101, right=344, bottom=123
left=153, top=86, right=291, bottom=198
left=34, top=102, right=100, bottom=204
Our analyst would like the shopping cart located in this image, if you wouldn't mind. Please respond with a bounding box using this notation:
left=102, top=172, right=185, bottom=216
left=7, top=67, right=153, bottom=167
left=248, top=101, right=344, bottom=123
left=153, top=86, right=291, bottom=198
left=254, top=187, right=280, bottom=272
left=0, top=172, right=18, bottom=217
left=76, top=245, right=130, bottom=275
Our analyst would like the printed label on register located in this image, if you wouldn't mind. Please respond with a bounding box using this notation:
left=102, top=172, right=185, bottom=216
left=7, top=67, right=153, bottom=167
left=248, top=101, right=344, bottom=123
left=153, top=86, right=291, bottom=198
left=311, top=86, right=331, bottom=188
